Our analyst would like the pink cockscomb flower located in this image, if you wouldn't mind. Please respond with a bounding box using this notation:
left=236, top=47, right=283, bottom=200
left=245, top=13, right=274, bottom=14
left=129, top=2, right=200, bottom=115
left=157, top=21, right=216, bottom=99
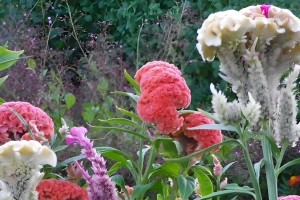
left=278, top=195, right=300, bottom=200
left=135, top=61, right=191, bottom=134
left=0, top=101, right=54, bottom=144
left=172, top=113, right=223, bottom=155
left=36, top=179, right=88, bottom=200
left=260, top=4, right=271, bottom=18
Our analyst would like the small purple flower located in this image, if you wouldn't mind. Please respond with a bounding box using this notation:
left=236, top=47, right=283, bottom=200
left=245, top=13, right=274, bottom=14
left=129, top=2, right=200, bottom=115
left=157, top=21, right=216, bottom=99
left=66, top=126, right=118, bottom=200
left=260, top=4, right=271, bottom=18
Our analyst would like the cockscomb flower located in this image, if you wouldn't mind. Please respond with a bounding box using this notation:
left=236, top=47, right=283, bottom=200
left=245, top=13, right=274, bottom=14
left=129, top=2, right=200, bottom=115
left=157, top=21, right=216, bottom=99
left=135, top=61, right=191, bottom=134
left=36, top=179, right=88, bottom=200
left=278, top=196, right=300, bottom=200
left=66, top=127, right=118, bottom=200
left=0, top=102, right=54, bottom=144
left=197, top=5, right=300, bottom=123
left=0, top=140, right=57, bottom=200
left=172, top=113, right=222, bottom=156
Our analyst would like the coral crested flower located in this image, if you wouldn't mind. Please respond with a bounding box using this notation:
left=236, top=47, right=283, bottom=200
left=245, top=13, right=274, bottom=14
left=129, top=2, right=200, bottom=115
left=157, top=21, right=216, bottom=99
left=278, top=195, right=300, bottom=200
left=0, top=101, right=54, bottom=144
left=135, top=61, right=191, bottom=134
left=66, top=127, right=119, bottom=200
left=36, top=179, right=88, bottom=200
left=172, top=113, right=223, bottom=154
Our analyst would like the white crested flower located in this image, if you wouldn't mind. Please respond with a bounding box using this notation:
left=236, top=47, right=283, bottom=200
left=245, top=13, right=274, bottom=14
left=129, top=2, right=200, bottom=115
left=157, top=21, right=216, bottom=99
left=0, top=140, right=57, bottom=200
left=242, top=93, right=261, bottom=127
left=210, top=84, right=242, bottom=124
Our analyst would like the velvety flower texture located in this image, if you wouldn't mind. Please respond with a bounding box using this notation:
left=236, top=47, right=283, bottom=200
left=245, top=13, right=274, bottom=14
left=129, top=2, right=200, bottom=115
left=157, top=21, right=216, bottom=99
left=36, top=179, right=88, bottom=200
left=135, top=61, right=191, bottom=134
left=0, top=102, right=54, bottom=144
left=66, top=127, right=118, bottom=200
left=278, top=195, right=300, bottom=200
left=172, top=113, right=223, bottom=154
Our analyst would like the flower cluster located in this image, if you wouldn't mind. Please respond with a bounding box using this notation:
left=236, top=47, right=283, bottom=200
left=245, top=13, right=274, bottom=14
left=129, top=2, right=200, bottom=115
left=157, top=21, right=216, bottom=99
left=278, top=196, right=300, bottom=200
left=66, top=127, right=118, bottom=200
left=0, top=102, right=54, bottom=144
left=135, top=61, right=191, bottom=134
left=0, top=140, right=57, bottom=200
left=36, top=179, right=88, bottom=200
left=197, top=5, right=300, bottom=146
left=172, top=113, right=222, bottom=155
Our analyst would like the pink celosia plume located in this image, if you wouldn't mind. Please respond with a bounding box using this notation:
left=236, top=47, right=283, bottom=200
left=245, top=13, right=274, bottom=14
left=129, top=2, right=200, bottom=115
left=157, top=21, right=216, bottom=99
left=135, top=61, right=191, bottom=134
left=66, top=127, right=119, bottom=200
left=0, top=101, right=54, bottom=144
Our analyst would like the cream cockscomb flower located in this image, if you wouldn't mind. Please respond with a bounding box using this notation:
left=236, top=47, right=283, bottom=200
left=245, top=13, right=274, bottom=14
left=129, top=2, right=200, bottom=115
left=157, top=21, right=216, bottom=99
left=197, top=5, right=300, bottom=120
left=0, top=140, right=57, bottom=200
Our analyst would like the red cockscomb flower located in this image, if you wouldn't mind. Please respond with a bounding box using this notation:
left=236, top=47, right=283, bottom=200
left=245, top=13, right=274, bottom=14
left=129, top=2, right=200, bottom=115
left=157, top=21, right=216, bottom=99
left=36, top=179, right=88, bottom=200
left=135, top=61, right=191, bottom=134
left=0, top=102, right=54, bottom=144
left=172, top=113, right=223, bottom=155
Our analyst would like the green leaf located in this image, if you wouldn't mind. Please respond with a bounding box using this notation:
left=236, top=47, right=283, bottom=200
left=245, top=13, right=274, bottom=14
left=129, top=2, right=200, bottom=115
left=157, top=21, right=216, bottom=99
left=116, top=106, right=142, bottom=122
left=0, top=46, right=23, bottom=71
left=92, top=126, right=148, bottom=140
left=188, top=124, right=237, bottom=132
left=195, top=189, right=256, bottom=200
left=222, top=162, right=236, bottom=175
left=52, top=145, right=68, bottom=153
left=0, top=98, right=4, bottom=104
left=150, top=163, right=181, bottom=178
left=99, top=118, right=141, bottom=128
left=132, top=182, right=155, bottom=199
left=111, top=174, right=126, bottom=188
left=178, top=175, right=195, bottom=200
left=95, top=146, right=134, bottom=164
left=65, top=93, right=76, bottom=109
left=158, top=138, right=178, bottom=158
left=277, top=158, right=300, bottom=176
left=0, top=75, right=8, bottom=86
left=254, top=159, right=264, bottom=182
left=108, top=162, right=126, bottom=176
left=112, top=91, right=139, bottom=102
left=192, top=168, right=213, bottom=198
left=197, top=108, right=219, bottom=122
left=124, top=69, right=141, bottom=94
left=27, top=58, right=36, bottom=70
left=191, top=165, right=212, bottom=176
left=166, top=139, right=241, bottom=163
left=56, top=154, right=85, bottom=167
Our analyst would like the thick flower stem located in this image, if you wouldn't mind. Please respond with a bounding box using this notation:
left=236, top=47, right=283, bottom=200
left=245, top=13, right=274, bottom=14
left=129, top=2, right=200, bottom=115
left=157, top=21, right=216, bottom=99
left=275, top=141, right=288, bottom=174
left=261, top=135, right=278, bottom=200
left=240, top=132, right=262, bottom=200
left=241, top=143, right=263, bottom=200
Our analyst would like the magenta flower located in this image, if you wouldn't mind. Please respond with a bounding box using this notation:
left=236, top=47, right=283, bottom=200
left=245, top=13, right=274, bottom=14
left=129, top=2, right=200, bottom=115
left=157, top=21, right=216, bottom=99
left=66, top=127, right=118, bottom=200
left=260, top=4, right=271, bottom=18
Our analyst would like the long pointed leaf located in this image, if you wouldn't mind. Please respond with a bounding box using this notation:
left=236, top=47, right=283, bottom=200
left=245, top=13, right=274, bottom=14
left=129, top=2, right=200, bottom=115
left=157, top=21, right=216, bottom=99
left=92, top=126, right=148, bottom=140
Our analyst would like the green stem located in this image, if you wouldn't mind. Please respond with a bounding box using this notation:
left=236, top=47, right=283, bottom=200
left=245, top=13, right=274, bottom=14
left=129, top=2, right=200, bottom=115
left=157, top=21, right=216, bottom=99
left=137, top=123, right=147, bottom=184
left=238, top=125, right=262, bottom=200
left=261, top=134, right=277, bottom=200
left=216, top=176, right=221, bottom=200
left=141, top=144, right=158, bottom=184
left=240, top=139, right=263, bottom=200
